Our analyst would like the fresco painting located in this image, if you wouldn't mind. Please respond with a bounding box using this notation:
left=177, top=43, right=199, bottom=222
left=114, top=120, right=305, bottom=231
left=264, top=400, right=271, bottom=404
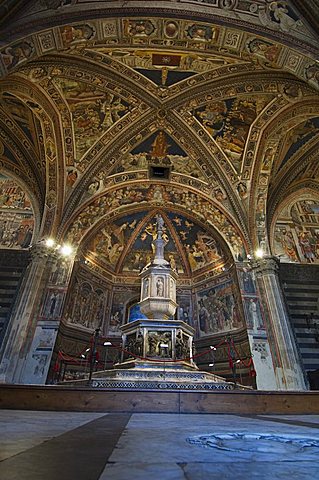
left=113, top=130, right=204, bottom=179
left=84, top=211, right=228, bottom=276
left=68, top=184, right=246, bottom=263
left=108, top=304, right=124, bottom=335
left=197, top=280, right=242, bottom=336
left=244, top=297, right=265, bottom=333
left=278, top=118, right=319, bottom=171
left=274, top=199, right=319, bottom=264
left=96, top=48, right=241, bottom=87
left=194, top=97, right=268, bottom=171
left=0, top=40, right=34, bottom=71
left=0, top=174, right=34, bottom=249
left=128, top=303, right=148, bottom=322
left=65, top=281, right=106, bottom=330
left=238, top=269, right=256, bottom=294
left=54, top=77, right=130, bottom=160
left=176, top=295, right=192, bottom=325
left=60, top=24, right=96, bottom=48
left=1, top=93, right=37, bottom=146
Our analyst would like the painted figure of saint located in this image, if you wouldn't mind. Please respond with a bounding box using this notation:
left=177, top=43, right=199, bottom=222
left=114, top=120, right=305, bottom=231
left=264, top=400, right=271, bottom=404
left=151, top=131, right=169, bottom=158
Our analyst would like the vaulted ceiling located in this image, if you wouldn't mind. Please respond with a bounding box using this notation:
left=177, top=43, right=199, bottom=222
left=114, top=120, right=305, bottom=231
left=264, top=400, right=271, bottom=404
left=0, top=1, right=318, bottom=280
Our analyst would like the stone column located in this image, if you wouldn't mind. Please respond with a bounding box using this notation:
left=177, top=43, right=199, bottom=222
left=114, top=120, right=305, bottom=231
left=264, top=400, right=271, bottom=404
left=236, top=263, right=277, bottom=390
left=0, top=244, right=54, bottom=383
left=253, top=256, right=307, bottom=390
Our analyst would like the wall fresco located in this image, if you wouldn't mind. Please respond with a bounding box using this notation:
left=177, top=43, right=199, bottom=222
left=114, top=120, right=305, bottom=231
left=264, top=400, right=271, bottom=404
left=277, top=118, right=319, bottom=171
left=273, top=199, right=319, bottom=263
left=95, top=48, right=241, bottom=87
left=65, top=280, right=107, bottom=330
left=1, top=93, right=38, bottom=147
left=196, top=279, right=242, bottom=336
left=0, top=174, right=34, bottom=249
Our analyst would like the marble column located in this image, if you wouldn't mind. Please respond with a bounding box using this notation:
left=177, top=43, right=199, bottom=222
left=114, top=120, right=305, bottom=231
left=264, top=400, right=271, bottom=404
left=0, top=244, right=55, bottom=383
left=236, top=263, right=277, bottom=390
left=253, top=256, right=307, bottom=390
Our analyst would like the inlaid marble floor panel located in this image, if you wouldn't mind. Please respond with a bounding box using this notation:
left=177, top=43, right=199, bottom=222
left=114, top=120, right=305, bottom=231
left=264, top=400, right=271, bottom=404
left=1, top=410, right=319, bottom=480
left=0, top=410, right=107, bottom=461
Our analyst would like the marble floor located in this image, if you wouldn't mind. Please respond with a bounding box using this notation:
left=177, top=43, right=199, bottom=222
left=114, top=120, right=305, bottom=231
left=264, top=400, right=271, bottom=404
left=0, top=410, right=319, bottom=479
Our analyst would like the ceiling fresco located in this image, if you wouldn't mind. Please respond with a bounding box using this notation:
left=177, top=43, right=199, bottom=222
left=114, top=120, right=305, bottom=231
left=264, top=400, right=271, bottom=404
left=0, top=2, right=318, bottom=275
left=95, top=48, right=244, bottom=87
left=0, top=92, right=41, bottom=152
left=193, top=96, right=271, bottom=172
left=110, top=130, right=205, bottom=181
left=83, top=210, right=229, bottom=278
left=276, top=117, right=319, bottom=172
left=54, top=77, right=131, bottom=161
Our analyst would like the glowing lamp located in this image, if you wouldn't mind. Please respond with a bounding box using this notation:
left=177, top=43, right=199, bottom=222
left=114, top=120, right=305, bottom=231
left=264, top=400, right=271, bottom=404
left=255, top=248, right=264, bottom=259
left=45, top=238, right=55, bottom=248
left=60, top=244, right=73, bottom=256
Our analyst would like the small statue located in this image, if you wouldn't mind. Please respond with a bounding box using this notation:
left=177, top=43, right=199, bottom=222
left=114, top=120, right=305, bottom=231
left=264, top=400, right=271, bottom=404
left=156, top=214, right=164, bottom=232
left=135, top=332, right=143, bottom=356
left=156, top=277, right=164, bottom=296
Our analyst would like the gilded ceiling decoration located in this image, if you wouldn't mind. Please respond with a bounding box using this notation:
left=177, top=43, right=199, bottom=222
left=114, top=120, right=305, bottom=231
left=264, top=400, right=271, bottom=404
left=0, top=2, right=318, bottom=271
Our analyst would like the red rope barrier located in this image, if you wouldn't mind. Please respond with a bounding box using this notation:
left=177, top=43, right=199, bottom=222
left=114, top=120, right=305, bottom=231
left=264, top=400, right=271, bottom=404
left=56, top=336, right=253, bottom=373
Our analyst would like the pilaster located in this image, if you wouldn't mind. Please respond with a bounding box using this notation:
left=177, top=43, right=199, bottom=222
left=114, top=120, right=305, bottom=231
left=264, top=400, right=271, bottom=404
left=252, top=256, right=307, bottom=390
left=0, top=244, right=74, bottom=384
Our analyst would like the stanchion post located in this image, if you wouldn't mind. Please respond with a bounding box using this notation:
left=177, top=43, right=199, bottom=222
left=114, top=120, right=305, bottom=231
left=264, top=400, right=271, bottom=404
left=88, top=327, right=100, bottom=384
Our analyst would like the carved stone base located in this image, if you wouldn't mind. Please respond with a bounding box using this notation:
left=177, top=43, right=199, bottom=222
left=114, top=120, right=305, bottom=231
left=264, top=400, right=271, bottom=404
left=91, top=360, right=248, bottom=390
left=121, top=318, right=195, bottom=364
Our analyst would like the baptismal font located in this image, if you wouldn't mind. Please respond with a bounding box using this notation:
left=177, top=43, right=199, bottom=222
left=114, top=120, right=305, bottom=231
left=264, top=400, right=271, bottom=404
left=92, top=214, right=240, bottom=390
left=120, top=214, right=195, bottom=368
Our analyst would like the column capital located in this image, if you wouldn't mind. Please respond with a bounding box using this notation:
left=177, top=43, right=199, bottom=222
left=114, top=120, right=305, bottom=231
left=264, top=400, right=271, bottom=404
left=252, top=255, right=280, bottom=277
left=29, top=243, right=56, bottom=261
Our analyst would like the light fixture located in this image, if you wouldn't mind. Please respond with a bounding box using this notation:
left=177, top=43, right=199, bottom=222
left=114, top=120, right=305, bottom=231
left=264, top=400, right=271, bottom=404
left=60, top=244, right=73, bottom=256
left=81, top=354, right=85, bottom=358
left=210, top=346, right=217, bottom=350
left=85, top=348, right=90, bottom=352
left=255, top=248, right=264, bottom=259
left=236, top=360, right=241, bottom=364
left=45, top=238, right=55, bottom=248
left=209, top=363, right=214, bottom=367
left=104, top=341, right=112, bottom=346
